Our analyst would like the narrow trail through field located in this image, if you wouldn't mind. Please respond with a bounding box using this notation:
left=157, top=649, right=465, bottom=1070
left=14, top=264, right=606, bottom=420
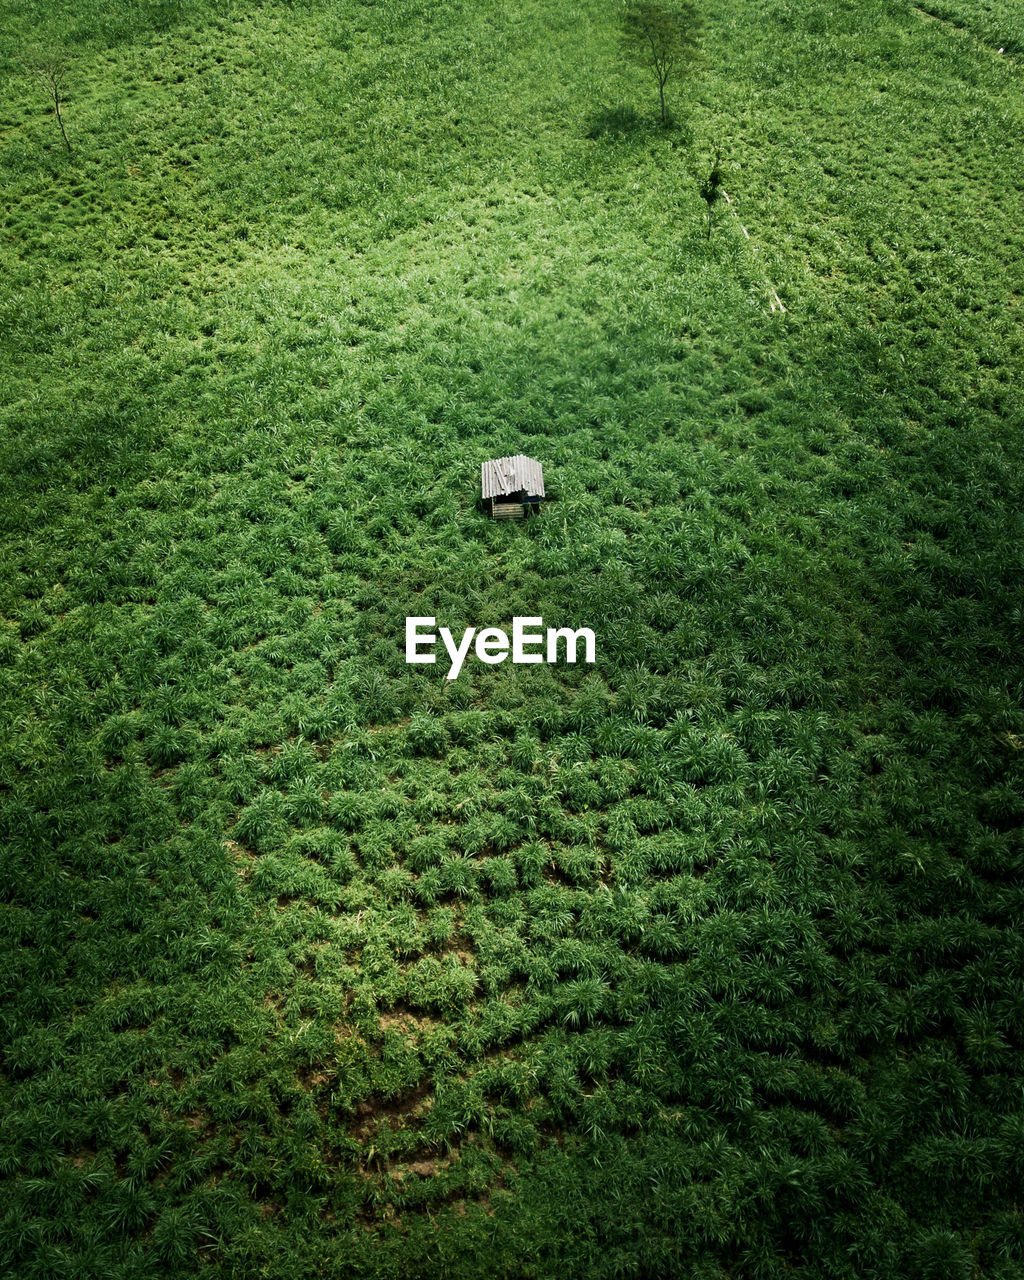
left=912, top=5, right=1018, bottom=59
left=720, top=189, right=787, bottom=314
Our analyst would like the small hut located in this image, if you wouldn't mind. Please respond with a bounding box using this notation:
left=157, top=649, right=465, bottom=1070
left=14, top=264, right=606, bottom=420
left=481, top=455, right=545, bottom=520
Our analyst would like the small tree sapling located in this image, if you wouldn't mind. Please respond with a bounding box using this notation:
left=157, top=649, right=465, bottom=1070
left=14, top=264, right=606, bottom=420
left=33, top=56, right=72, bottom=154
left=619, top=2, right=701, bottom=127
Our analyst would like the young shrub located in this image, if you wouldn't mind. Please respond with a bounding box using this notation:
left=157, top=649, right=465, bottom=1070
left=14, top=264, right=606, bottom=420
left=234, top=788, right=288, bottom=854
left=407, top=713, right=449, bottom=757
left=327, top=843, right=357, bottom=883
left=353, top=827, right=391, bottom=872
left=284, top=775, right=324, bottom=824
left=404, top=955, right=446, bottom=1013
left=905, top=1230, right=975, bottom=1280
left=412, top=869, right=443, bottom=907
left=446, top=710, right=486, bottom=746
left=146, top=721, right=196, bottom=769
left=552, top=846, right=601, bottom=887
left=406, top=831, right=447, bottom=873
left=612, top=841, right=651, bottom=889
left=515, top=841, right=548, bottom=888
left=511, top=732, right=540, bottom=771
left=480, top=855, right=518, bottom=895
left=486, top=812, right=528, bottom=852
left=291, top=825, right=343, bottom=863
left=639, top=913, right=686, bottom=959
left=376, top=864, right=416, bottom=903
left=359, top=669, right=400, bottom=724
left=329, top=790, right=367, bottom=832
left=453, top=815, right=488, bottom=858
left=605, top=804, right=639, bottom=853
left=423, top=906, right=456, bottom=949
left=438, top=853, right=478, bottom=899
left=617, top=664, right=665, bottom=725
left=265, top=737, right=318, bottom=785
left=305, top=698, right=350, bottom=744
left=373, top=788, right=406, bottom=821
left=531, top=698, right=564, bottom=739
left=558, top=766, right=601, bottom=811
left=171, top=762, right=214, bottom=820
left=439, top=956, right=478, bottom=1011
left=220, top=752, right=263, bottom=806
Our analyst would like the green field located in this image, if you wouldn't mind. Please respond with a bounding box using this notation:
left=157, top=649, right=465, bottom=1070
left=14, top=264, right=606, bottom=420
left=915, top=0, right=1024, bottom=54
left=2, top=0, right=1023, bottom=1276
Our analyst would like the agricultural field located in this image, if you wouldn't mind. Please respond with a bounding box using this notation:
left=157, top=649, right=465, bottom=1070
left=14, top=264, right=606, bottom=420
left=1, top=0, right=1023, bottom=1276
left=914, top=0, right=1024, bottom=55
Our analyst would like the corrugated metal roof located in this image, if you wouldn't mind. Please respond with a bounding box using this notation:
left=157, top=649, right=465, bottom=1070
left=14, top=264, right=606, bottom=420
left=481, top=455, right=545, bottom=500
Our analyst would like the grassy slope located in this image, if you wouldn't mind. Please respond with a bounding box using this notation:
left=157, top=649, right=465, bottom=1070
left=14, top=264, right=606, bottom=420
left=912, top=0, right=1024, bottom=54
left=1, top=0, right=1023, bottom=1276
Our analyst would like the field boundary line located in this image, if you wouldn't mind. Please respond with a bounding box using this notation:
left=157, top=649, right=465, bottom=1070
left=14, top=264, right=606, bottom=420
left=720, top=189, right=787, bottom=314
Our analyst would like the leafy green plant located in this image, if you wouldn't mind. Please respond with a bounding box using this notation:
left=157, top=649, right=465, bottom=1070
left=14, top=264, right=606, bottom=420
left=234, top=788, right=287, bottom=854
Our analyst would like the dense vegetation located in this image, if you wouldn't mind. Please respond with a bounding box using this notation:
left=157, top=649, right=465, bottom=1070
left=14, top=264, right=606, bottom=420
left=914, top=0, right=1024, bottom=55
left=1, top=0, right=1023, bottom=1276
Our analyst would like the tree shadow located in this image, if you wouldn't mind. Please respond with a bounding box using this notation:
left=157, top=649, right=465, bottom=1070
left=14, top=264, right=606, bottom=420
left=583, top=103, right=693, bottom=148
left=583, top=104, right=654, bottom=142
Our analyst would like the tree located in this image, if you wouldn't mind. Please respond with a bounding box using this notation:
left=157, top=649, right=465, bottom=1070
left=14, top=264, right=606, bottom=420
left=699, top=145, right=723, bottom=238
left=33, top=56, right=72, bottom=154
left=619, top=2, right=701, bottom=126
